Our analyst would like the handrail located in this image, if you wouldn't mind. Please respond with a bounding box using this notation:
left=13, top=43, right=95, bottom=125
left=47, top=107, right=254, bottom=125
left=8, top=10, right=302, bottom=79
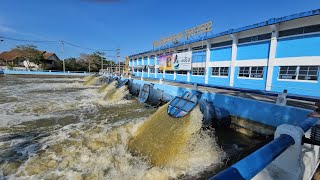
left=211, top=117, right=318, bottom=179
left=212, top=134, right=294, bottom=180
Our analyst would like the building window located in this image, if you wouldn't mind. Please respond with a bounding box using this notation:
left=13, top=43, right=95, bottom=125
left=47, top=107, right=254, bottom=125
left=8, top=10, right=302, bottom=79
left=212, top=67, right=219, bottom=76
left=150, top=68, right=155, bottom=73
left=177, top=71, right=188, bottom=75
left=279, top=66, right=297, bottom=80
left=166, top=71, right=174, bottom=74
left=239, top=66, right=264, bottom=79
left=239, top=67, right=250, bottom=77
left=279, top=66, right=319, bottom=81
left=298, top=66, right=318, bottom=81
left=211, top=41, right=232, bottom=48
left=250, top=67, right=264, bottom=78
left=279, top=24, right=320, bottom=37
left=192, top=45, right=207, bottom=51
left=192, top=67, right=205, bottom=76
left=212, top=67, right=229, bottom=77
left=238, top=33, right=271, bottom=44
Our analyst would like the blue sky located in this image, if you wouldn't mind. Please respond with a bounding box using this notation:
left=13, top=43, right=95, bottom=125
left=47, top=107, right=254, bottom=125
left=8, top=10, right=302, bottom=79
left=0, top=0, right=319, bottom=61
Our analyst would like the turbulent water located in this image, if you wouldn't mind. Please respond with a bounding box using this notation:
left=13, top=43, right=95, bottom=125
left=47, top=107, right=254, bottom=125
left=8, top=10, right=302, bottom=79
left=0, top=75, right=226, bottom=179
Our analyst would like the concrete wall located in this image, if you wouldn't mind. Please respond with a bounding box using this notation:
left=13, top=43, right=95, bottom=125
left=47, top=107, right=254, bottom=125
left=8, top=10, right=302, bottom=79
left=208, top=67, right=230, bottom=86
left=190, top=75, right=205, bottom=84
left=176, top=74, right=188, bottom=82
left=276, top=34, right=320, bottom=58
left=237, top=41, right=270, bottom=60
left=192, top=50, right=206, bottom=63
left=131, top=79, right=311, bottom=127
left=165, top=74, right=174, bottom=80
left=271, top=66, right=320, bottom=96
left=210, top=47, right=232, bottom=61
left=234, top=67, right=268, bottom=90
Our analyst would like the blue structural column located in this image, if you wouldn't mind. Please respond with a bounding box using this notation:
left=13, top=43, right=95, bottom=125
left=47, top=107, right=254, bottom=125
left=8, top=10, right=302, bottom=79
left=266, top=24, right=279, bottom=91
left=230, top=34, right=238, bottom=87
left=205, top=41, right=211, bottom=84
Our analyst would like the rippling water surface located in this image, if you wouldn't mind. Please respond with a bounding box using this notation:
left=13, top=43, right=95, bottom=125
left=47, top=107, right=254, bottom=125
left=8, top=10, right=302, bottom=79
left=0, top=75, right=230, bottom=179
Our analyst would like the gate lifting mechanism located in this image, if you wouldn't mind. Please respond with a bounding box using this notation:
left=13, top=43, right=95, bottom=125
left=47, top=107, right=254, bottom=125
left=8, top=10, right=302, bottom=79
left=138, top=83, right=172, bottom=106
left=168, top=91, right=202, bottom=118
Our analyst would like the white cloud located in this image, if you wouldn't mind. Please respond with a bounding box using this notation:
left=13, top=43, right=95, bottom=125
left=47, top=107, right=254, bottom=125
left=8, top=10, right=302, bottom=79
left=0, top=24, right=17, bottom=33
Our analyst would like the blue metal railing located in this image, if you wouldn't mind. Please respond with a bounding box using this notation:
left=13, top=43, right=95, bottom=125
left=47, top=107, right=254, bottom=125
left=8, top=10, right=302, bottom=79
left=212, top=117, right=318, bottom=180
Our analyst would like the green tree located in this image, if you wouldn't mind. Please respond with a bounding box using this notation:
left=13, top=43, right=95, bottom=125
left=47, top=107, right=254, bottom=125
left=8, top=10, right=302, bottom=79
left=14, top=44, right=44, bottom=66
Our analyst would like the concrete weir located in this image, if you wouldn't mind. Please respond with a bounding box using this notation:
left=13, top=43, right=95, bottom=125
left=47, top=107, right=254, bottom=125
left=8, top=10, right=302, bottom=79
left=122, top=76, right=320, bottom=180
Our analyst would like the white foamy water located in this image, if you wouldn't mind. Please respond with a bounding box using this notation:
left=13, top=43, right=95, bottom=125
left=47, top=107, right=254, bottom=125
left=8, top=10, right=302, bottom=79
left=0, top=75, right=226, bottom=179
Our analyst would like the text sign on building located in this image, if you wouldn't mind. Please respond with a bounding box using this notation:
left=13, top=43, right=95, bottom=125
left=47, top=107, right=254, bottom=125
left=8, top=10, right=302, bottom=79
left=153, top=21, right=212, bottom=48
left=159, top=52, right=192, bottom=71
left=172, top=51, right=192, bottom=70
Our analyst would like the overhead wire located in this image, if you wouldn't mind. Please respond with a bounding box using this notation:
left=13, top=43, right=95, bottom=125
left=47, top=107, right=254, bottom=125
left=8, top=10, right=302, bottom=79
left=0, top=35, right=117, bottom=52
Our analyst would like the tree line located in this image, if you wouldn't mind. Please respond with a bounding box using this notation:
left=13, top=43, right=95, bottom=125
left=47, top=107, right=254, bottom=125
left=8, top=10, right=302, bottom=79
left=51, top=52, right=117, bottom=72
left=1, top=44, right=117, bottom=72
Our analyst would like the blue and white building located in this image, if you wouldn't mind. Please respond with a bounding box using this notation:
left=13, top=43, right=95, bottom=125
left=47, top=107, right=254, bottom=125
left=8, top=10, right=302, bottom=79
left=129, top=9, right=320, bottom=97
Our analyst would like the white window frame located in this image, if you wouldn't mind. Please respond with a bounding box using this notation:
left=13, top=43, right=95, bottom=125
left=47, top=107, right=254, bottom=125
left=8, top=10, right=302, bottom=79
left=192, top=67, right=205, bottom=76
left=211, top=67, right=229, bottom=78
left=238, top=66, right=264, bottom=80
left=278, top=65, right=319, bottom=83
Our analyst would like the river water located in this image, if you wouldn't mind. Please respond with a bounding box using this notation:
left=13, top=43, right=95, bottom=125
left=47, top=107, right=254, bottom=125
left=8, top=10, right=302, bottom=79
left=0, top=75, right=236, bottom=179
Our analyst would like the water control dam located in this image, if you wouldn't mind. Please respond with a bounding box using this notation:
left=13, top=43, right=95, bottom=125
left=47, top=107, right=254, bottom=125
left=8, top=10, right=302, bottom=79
left=0, top=73, right=319, bottom=179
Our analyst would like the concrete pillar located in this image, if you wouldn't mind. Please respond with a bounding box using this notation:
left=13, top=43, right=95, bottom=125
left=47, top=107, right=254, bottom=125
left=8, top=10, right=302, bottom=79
left=266, top=24, right=279, bottom=91
left=147, top=56, right=150, bottom=77
left=205, top=41, right=211, bottom=84
left=141, top=57, right=144, bottom=77
left=229, top=34, right=238, bottom=87
left=173, top=49, right=177, bottom=80
left=155, top=56, right=158, bottom=78
left=266, top=124, right=304, bottom=179
left=187, top=46, right=192, bottom=82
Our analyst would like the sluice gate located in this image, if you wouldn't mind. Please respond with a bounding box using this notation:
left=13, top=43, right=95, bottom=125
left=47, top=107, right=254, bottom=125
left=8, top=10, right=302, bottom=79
left=93, top=75, right=320, bottom=179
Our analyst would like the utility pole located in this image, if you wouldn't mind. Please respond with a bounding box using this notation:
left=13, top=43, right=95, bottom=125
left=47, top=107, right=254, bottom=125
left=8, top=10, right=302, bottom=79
left=101, top=54, right=104, bottom=72
left=89, top=56, right=91, bottom=73
left=61, top=41, right=65, bottom=72
left=117, top=48, right=120, bottom=75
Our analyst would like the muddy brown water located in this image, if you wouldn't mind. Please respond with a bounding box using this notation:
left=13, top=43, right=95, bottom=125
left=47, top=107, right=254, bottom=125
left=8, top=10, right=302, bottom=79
left=0, top=75, right=269, bottom=179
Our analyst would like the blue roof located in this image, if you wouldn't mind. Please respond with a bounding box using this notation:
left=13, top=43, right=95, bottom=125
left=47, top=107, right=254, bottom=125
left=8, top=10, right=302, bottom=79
left=129, top=8, right=320, bottom=58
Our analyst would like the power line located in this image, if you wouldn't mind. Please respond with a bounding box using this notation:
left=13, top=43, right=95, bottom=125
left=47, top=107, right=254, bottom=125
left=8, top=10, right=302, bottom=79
left=62, top=40, right=115, bottom=52
left=0, top=36, right=59, bottom=44
left=0, top=35, right=117, bottom=52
